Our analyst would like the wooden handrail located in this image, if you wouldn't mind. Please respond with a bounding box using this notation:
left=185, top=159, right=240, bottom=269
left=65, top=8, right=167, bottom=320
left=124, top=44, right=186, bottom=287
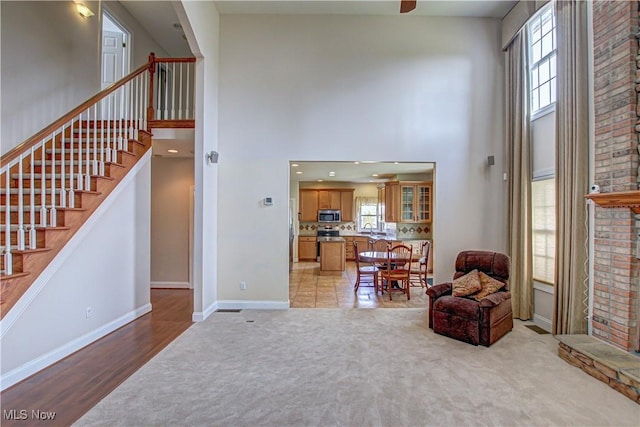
left=1, top=62, right=150, bottom=166
left=154, top=57, right=196, bottom=63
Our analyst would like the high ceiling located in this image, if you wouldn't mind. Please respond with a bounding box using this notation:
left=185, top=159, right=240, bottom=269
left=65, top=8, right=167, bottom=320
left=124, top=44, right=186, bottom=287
left=119, top=0, right=517, bottom=57
left=123, top=0, right=512, bottom=182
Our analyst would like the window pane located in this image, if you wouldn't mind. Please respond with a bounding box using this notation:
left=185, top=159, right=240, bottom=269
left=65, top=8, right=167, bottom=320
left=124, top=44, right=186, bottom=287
left=532, top=88, right=539, bottom=112
left=361, top=205, right=377, bottom=215
left=532, top=40, right=542, bottom=63
left=550, top=77, right=556, bottom=103
left=531, top=66, right=539, bottom=88
left=539, top=81, right=550, bottom=108
left=532, top=179, right=556, bottom=284
left=542, top=32, right=553, bottom=58
left=531, top=19, right=541, bottom=43
left=539, top=58, right=550, bottom=83
left=541, top=10, right=553, bottom=34
left=549, top=54, right=556, bottom=78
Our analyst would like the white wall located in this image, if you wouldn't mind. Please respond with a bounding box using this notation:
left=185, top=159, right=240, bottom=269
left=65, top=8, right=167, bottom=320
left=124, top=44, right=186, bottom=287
left=177, top=1, right=220, bottom=319
left=0, top=1, right=168, bottom=155
left=217, top=15, right=506, bottom=305
left=1, top=156, right=151, bottom=389
left=151, top=157, right=194, bottom=287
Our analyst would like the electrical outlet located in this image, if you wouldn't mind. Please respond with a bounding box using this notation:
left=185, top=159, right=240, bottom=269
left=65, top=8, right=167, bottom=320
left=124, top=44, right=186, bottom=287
left=240, top=281, right=247, bottom=290
left=86, top=307, right=93, bottom=318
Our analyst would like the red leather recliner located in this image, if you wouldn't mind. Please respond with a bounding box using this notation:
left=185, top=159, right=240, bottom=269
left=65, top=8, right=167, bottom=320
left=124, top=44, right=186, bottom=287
left=426, top=251, right=513, bottom=346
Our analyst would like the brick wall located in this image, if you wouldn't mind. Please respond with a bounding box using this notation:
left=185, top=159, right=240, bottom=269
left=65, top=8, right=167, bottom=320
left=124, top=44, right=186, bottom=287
left=592, top=0, right=640, bottom=352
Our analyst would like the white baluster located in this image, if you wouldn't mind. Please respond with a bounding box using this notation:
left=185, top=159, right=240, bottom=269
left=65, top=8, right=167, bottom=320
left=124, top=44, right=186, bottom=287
left=50, top=131, right=57, bottom=227
left=76, top=117, right=84, bottom=191
left=186, top=63, right=191, bottom=119
left=92, top=106, right=99, bottom=176
left=164, top=64, right=169, bottom=120
left=59, top=125, right=67, bottom=208
left=178, top=62, right=183, bottom=119
left=16, top=155, right=25, bottom=250
left=143, top=71, right=148, bottom=130
left=171, top=62, right=176, bottom=120
left=29, top=147, right=37, bottom=248
left=4, top=167, right=12, bottom=275
left=40, top=140, right=47, bottom=227
left=85, top=109, right=91, bottom=190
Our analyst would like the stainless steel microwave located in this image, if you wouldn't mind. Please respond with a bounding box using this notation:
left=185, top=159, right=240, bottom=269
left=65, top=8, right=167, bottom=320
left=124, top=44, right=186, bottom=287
left=318, top=209, right=341, bottom=223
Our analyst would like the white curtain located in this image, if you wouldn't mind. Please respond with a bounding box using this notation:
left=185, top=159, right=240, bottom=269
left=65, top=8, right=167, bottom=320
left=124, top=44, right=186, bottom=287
left=505, top=30, right=533, bottom=320
left=553, top=0, right=589, bottom=335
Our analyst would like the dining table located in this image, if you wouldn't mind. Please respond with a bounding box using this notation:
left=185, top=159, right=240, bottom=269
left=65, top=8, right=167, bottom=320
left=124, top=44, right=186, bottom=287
left=357, top=251, right=409, bottom=265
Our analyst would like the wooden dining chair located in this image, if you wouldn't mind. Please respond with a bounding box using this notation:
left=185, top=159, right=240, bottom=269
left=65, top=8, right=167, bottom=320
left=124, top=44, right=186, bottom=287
left=353, top=241, right=379, bottom=292
left=379, top=244, right=413, bottom=300
left=368, top=239, right=391, bottom=292
left=409, top=241, right=431, bottom=288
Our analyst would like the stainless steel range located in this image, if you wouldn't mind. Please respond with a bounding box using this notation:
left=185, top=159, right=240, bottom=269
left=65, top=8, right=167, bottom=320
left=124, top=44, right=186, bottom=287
left=316, top=228, right=340, bottom=241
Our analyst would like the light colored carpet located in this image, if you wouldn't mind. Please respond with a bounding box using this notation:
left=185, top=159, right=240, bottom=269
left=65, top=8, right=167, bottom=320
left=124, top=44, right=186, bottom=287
left=75, top=309, right=639, bottom=426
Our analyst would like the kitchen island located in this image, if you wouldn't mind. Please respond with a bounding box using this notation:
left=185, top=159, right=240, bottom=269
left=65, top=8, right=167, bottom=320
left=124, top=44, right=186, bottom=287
left=318, top=237, right=345, bottom=275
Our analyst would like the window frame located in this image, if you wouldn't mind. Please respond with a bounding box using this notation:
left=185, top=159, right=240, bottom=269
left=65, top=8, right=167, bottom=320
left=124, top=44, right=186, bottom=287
left=528, top=3, right=557, bottom=120
left=358, top=200, right=379, bottom=232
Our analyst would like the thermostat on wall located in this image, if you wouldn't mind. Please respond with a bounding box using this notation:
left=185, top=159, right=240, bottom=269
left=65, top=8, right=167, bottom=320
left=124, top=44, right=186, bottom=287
left=264, top=197, right=273, bottom=206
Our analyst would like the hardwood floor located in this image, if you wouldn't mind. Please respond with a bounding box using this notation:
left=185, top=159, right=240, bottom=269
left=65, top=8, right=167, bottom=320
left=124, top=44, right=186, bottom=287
left=0, top=289, right=193, bottom=426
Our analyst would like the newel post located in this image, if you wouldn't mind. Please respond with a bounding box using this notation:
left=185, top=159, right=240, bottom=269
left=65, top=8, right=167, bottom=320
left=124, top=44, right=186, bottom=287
left=147, top=52, right=156, bottom=124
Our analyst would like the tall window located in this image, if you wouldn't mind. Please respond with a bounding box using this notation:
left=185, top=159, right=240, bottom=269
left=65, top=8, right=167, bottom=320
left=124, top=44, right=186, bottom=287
left=528, top=4, right=557, bottom=286
left=528, top=4, right=556, bottom=116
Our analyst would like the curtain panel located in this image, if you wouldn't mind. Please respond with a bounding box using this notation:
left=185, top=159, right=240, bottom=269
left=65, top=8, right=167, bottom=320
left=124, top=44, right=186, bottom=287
left=552, top=0, right=589, bottom=335
left=505, top=31, right=533, bottom=320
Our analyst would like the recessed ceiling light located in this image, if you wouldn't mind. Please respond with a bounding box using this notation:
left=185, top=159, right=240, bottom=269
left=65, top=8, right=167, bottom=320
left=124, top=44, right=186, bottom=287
left=394, top=162, right=400, bottom=164
left=168, top=149, right=178, bottom=153
left=328, top=172, right=336, bottom=177
left=317, top=179, right=324, bottom=182
left=354, top=161, right=360, bottom=165
left=291, top=163, right=299, bottom=167
left=372, top=174, right=379, bottom=177
left=296, top=171, right=302, bottom=175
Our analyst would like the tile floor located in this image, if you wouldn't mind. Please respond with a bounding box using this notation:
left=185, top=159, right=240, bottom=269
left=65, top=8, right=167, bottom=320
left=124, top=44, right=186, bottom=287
left=289, top=261, right=430, bottom=308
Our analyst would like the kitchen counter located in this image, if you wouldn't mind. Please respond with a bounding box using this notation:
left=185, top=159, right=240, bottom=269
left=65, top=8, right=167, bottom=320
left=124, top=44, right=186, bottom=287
left=317, top=236, right=345, bottom=242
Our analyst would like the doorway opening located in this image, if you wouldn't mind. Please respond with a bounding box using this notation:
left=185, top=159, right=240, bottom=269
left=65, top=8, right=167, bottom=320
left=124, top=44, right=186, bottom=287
left=101, top=11, right=130, bottom=90
left=289, top=161, right=435, bottom=308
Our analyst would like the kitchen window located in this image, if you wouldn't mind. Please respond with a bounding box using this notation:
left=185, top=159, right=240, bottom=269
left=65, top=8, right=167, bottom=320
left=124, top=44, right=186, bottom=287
left=357, top=197, right=378, bottom=232
left=528, top=4, right=556, bottom=118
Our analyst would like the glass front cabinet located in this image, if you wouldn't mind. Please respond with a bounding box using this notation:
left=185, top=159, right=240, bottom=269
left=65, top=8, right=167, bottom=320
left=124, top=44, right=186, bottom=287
left=400, top=183, right=431, bottom=223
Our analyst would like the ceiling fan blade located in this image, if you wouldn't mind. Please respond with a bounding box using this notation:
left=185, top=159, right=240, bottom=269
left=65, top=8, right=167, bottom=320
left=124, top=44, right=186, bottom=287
left=400, top=0, right=417, bottom=13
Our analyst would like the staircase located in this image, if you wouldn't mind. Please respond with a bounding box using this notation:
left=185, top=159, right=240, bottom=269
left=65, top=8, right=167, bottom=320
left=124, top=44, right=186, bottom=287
left=0, top=54, right=195, bottom=320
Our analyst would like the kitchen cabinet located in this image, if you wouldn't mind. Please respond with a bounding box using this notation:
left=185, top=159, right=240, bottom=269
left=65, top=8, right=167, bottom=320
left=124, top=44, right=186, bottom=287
left=298, top=236, right=317, bottom=261
left=319, top=240, right=345, bottom=274
left=318, top=190, right=341, bottom=210
left=384, top=182, right=400, bottom=223
left=340, top=190, right=354, bottom=221
left=299, top=190, right=319, bottom=222
left=299, top=188, right=354, bottom=222
left=400, top=182, right=432, bottom=223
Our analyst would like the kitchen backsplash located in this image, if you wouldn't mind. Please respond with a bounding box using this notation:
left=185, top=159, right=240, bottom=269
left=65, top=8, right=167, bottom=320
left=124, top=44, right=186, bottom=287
left=299, top=222, right=431, bottom=240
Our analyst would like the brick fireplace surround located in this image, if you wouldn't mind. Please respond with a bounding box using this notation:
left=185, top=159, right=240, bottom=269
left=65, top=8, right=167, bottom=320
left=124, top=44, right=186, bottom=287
left=558, top=0, right=639, bottom=404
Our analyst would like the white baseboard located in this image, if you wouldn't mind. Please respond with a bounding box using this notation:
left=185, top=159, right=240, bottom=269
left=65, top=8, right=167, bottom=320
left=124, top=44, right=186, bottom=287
left=533, top=314, right=552, bottom=332
left=193, top=301, right=218, bottom=322
left=0, top=303, right=152, bottom=391
left=151, top=281, right=190, bottom=289
left=216, top=300, right=290, bottom=310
